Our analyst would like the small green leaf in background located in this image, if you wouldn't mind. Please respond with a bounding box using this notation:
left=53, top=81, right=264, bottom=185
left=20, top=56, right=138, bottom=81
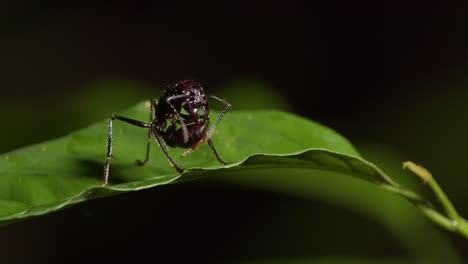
left=0, top=79, right=153, bottom=153
left=216, top=79, right=293, bottom=111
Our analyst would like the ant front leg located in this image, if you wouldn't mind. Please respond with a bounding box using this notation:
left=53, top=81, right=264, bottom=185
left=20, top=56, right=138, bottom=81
left=136, top=99, right=158, bottom=166
left=205, top=95, right=231, bottom=164
left=206, top=95, right=231, bottom=140
left=103, top=114, right=151, bottom=186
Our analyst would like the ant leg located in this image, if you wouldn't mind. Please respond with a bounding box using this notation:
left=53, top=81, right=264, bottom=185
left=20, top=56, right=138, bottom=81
left=206, top=95, right=231, bottom=140
left=103, top=114, right=151, bottom=186
left=207, top=138, right=226, bottom=164
left=136, top=99, right=157, bottom=166
left=165, top=94, right=190, bottom=143
left=152, top=129, right=184, bottom=173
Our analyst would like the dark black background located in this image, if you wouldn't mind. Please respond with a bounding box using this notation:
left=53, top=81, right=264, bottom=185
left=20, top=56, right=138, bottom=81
left=1, top=1, right=468, bottom=262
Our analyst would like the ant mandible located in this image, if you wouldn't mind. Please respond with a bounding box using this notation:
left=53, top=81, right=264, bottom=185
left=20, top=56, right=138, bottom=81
left=103, top=80, right=231, bottom=185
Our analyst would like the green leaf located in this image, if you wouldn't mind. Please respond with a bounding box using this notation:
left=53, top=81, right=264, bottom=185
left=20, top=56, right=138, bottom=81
left=0, top=101, right=438, bottom=225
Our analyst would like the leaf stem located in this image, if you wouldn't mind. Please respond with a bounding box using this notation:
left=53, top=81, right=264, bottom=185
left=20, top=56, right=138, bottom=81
left=428, top=177, right=459, bottom=221
left=404, top=161, right=468, bottom=238
left=428, top=178, right=468, bottom=238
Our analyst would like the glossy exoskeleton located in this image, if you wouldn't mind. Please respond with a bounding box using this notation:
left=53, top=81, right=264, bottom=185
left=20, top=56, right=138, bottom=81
left=103, top=80, right=231, bottom=185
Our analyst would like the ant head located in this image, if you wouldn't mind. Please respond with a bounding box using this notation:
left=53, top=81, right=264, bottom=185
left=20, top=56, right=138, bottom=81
left=174, top=80, right=202, bottom=94
left=174, top=80, right=206, bottom=103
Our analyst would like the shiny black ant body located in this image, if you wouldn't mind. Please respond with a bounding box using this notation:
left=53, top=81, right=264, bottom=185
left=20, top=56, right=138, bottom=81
left=103, top=80, right=231, bottom=185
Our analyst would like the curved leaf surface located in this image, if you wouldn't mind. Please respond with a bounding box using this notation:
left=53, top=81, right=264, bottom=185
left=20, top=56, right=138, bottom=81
left=0, top=101, right=420, bottom=223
